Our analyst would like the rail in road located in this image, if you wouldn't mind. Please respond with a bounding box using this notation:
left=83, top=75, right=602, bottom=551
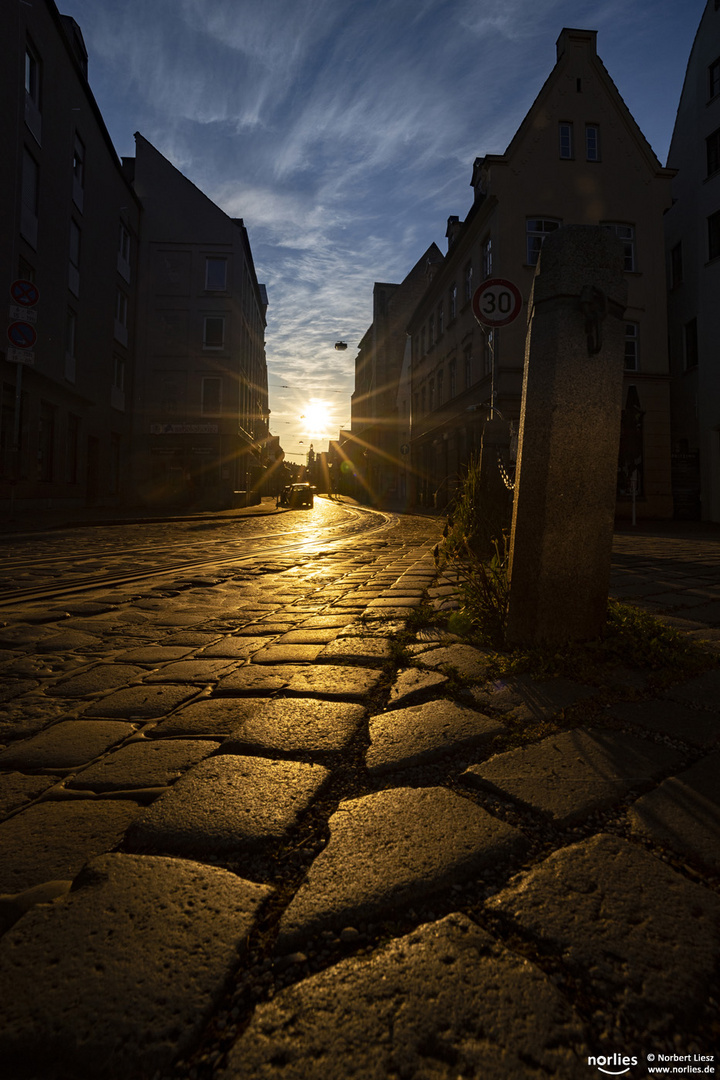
left=0, top=500, right=400, bottom=610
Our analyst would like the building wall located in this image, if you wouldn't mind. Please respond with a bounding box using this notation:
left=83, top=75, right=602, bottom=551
left=129, top=135, right=269, bottom=509
left=407, top=28, right=675, bottom=517
left=665, top=0, right=720, bottom=521
left=0, top=0, right=140, bottom=511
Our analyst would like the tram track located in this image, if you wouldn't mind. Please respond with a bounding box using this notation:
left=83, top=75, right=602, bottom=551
left=0, top=504, right=399, bottom=609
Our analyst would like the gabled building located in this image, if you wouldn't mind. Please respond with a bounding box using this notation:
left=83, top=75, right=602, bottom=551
left=1, top=0, right=141, bottom=513
left=407, top=28, right=675, bottom=517
left=350, top=244, right=442, bottom=506
left=665, top=0, right=720, bottom=521
left=124, top=134, right=270, bottom=509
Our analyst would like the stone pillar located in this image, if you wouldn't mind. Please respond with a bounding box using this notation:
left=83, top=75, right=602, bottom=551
left=506, top=225, right=627, bottom=647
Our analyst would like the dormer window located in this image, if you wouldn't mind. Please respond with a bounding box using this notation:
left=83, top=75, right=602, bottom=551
left=559, top=122, right=574, bottom=159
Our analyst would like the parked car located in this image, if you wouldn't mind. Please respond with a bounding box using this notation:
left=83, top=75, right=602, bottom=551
left=278, top=483, right=316, bottom=509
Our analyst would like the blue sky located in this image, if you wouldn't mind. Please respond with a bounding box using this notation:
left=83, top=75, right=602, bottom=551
left=58, top=0, right=705, bottom=462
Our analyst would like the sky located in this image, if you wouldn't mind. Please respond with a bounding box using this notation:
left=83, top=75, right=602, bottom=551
left=57, top=0, right=706, bottom=463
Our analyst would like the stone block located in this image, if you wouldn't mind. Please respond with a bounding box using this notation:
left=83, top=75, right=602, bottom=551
left=221, top=698, right=366, bottom=758
left=367, top=700, right=505, bottom=773
left=0, top=720, right=135, bottom=771
left=82, top=683, right=199, bottom=718
left=150, top=697, right=273, bottom=737
left=68, top=738, right=221, bottom=792
left=0, top=853, right=271, bottom=1079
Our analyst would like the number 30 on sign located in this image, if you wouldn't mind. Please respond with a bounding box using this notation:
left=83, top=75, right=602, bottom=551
left=472, top=278, right=523, bottom=327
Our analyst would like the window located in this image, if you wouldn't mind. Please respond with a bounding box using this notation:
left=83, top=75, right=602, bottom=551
left=464, top=261, right=473, bottom=304
left=603, top=223, right=636, bottom=271
left=114, top=290, right=128, bottom=346
left=205, top=257, right=227, bottom=291
left=201, top=377, right=222, bottom=415
left=113, top=356, right=125, bottom=392
left=72, top=134, right=85, bottom=210
left=526, top=218, right=561, bottom=265
left=482, top=235, right=492, bottom=279
left=69, top=219, right=80, bottom=296
left=65, top=309, right=77, bottom=382
left=449, top=359, right=457, bottom=397
left=624, top=323, right=639, bottom=371
left=708, top=210, right=720, bottom=260
left=429, top=378, right=435, bottom=411
left=706, top=128, right=720, bottom=176
left=437, top=368, right=444, bottom=403
left=670, top=242, right=683, bottom=287
left=420, top=386, right=426, bottom=414
left=203, top=316, right=225, bottom=349
left=118, top=222, right=131, bottom=281
left=585, top=124, right=600, bottom=161
left=21, top=148, right=39, bottom=247
left=428, top=315, right=434, bottom=347
left=464, top=347, right=472, bottom=389
left=449, top=282, right=457, bottom=321
left=710, top=57, right=720, bottom=99
left=684, top=318, right=698, bottom=370
left=559, top=122, right=574, bottom=159
left=436, top=302, right=443, bottom=338
left=24, top=42, right=42, bottom=142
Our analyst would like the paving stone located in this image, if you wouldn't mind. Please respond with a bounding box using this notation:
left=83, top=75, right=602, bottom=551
left=417, top=643, right=491, bottom=681
left=0, top=800, right=140, bottom=894
left=285, top=664, right=385, bottom=700
left=251, top=643, right=324, bottom=664
left=488, top=833, right=720, bottom=1034
left=221, top=698, right=366, bottom=758
left=68, top=738, right=221, bottom=792
left=82, top=683, right=199, bottom=718
left=0, top=720, right=135, bottom=770
left=115, top=645, right=195, bottom=664
left=464, top=728, right=681, bottom=826
left=199, top=636, right=269, bottom=658
left=608, top=698, right=720, bottom=748
left=277, top=787, right=527, bottom=949
left=319, top=636, right=392, bottom=662
left=0, top=679, right=38, bottom=705
left=142, top=658, right=236, bottom=683
left=0, top=625, right=53, bottom=649
left=126, top=755, right=330, bottom=858
left=0, top=694, right=71, bottom=743
left=387, top=666, right=448, bottom=707
left=150, top=697, right=273, bottom=737
left=298, top=615, right=358, bottom=629
left=35, top=630, right=101, bottom=653
left=0, top=853, right=271, bottom=1080
left=45, top=663, right=146, bottom=698
left=628, top=752, right=720, bottom=872
left=223, top=913, right=584, bottom=1080
left=0, top=772, right=56, bottom=819
left=367, top=700, right=505, bottom=773
left=276, top=628, right=340, bottom=644
left=664, top=669, right=720, bottom=712
left=470, top=674, right=596, bottom=721
left=216, top=664, right=306, bottom=694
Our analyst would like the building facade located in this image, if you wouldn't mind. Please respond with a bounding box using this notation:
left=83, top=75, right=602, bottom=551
left=665, top=0, right=720, bottom=521
left=126, top=135, right=270, bottom=509
left=350, top=244, right=442, bottom=506
left=406, top=28, right=675, bottom=517
left=1, top=0, right=141, bottom=513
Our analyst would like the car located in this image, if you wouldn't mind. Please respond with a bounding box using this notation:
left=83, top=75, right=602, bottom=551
left=278, top=483, right=316, bottom=509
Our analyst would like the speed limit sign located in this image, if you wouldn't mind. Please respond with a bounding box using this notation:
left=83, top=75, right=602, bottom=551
left=472, top=278, right=523, bottom=327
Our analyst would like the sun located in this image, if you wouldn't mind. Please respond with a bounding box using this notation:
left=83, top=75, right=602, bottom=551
left=301, top=399, right=332, bottom=437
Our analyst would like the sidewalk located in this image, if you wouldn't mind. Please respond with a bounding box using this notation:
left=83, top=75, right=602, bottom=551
left=0, top=519, right=718, bottom=1079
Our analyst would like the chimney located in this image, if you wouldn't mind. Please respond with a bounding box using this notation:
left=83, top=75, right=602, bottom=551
left=556, top=28, right=598, bottom=61
left=446, top=215, right=462, bottom=249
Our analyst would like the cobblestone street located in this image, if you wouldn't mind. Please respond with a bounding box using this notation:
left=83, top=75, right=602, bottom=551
left=0, top=506, right=718, bottom=1079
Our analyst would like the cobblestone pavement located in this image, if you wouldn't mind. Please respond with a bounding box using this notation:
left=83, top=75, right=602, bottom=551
left=0, top=511, right=718, bottom=1079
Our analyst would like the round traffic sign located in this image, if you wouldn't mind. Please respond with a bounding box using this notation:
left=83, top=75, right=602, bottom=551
left=472, top=278, right=523, bottom=327
left=7, top=321, right=38, bottom=349
left=10, top=279, right=40, bottom=307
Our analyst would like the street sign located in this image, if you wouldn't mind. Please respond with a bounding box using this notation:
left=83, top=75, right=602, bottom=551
left=7, top=321, right=37, bottom=349
left=9, top=305, right=37, bottom=323
left=472, top=278, right=523, bottom=327
left=10, top=279, right=40, bottom=307
left=6, top=347, right=35, bottom=365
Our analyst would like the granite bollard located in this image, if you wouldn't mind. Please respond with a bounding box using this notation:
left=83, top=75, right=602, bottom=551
left=506, top=225, right=627, bottom=646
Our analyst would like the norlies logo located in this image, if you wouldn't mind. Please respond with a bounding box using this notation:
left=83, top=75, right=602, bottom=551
left=588, top=1053, right=638, bottom=1076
